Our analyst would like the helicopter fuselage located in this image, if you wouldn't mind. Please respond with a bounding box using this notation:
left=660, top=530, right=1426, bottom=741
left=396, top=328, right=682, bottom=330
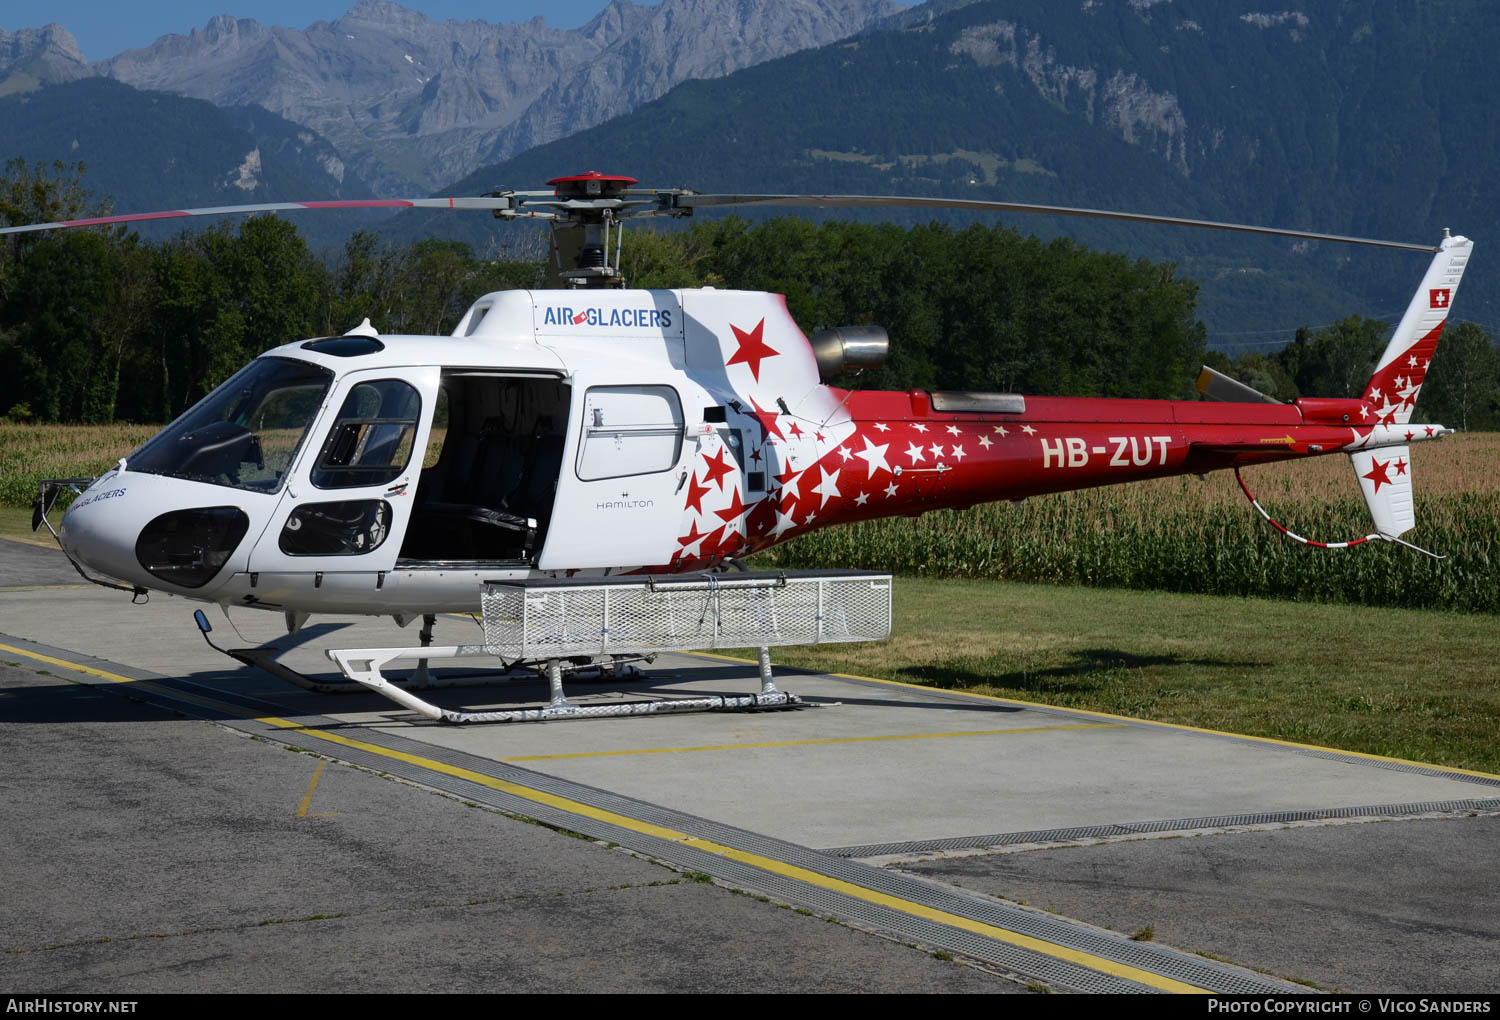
left=55, top=284, right=1439, bottom=616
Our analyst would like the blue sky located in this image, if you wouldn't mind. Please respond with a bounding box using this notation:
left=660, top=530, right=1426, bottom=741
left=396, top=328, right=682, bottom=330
left=7, top=1, right=638, bottom=62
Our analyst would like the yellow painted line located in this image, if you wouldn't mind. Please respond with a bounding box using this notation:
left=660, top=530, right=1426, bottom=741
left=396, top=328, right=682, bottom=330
left=0, top=584, right=92, bottom=592
left=689, top=652, right=1500, bottom=783
left=266, top=719, right=700, bottom=842
left=502, top=722, right=1123, bottom=762
left=0, top=641, right=151, bottom=685
left=0, top=639, right=1208, bottom=993
left=252, top=719, right=1205, bottom=991
left=296, top=761, right=336, bottom=818
left=673, top=833, right=1207, bottom=994
left=0, top=641, right=286, bottom=721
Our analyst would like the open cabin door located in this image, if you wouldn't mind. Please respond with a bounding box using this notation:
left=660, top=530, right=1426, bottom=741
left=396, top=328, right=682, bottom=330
left=397, top=371, right=571, bottom=566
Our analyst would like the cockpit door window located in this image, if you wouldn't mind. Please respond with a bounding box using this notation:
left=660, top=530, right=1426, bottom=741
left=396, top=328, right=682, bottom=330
left=311, top=379, right=421, bottom=489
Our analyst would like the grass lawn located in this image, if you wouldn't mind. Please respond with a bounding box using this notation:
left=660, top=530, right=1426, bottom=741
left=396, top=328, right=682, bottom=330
left=745, top=577, right=1500, bottom=775
left=0, top=506, right=53, bottom=548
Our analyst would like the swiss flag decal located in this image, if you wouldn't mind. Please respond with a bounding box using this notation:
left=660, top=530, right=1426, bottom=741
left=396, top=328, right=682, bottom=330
left=1430, top=288, right=1451, bottom=309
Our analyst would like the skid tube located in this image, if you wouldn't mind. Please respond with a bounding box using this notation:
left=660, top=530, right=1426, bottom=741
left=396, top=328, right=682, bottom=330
left=326, top=644, right=803, bottom=724
left=193, top=610, right=513, bottom=694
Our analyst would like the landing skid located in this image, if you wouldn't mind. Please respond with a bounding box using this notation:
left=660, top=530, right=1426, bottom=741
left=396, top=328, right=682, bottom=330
left=218, top=644, right=516, bottom=694
left=192, top=609, right=514, bottom=694
left=194, top=570, right=888, bottom=725
left=326, top=644, right=801, bottom=724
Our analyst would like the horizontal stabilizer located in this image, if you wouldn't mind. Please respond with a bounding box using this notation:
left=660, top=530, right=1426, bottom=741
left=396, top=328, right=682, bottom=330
left=1349, top=446, right=1415, bottom=537
left=1196, top=365, right=1280, bottom=404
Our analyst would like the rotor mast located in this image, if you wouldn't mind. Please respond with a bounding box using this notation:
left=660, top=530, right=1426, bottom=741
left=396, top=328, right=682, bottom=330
left=493, top=172, right=697, bottom=289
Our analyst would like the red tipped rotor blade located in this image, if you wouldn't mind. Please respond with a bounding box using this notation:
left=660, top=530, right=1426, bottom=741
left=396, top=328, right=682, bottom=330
left=0, top=196, right=515, bottom=237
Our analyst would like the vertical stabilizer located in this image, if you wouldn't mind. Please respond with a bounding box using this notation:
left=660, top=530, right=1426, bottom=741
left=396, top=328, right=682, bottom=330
left=1363, top=234, right=1473, bottom=425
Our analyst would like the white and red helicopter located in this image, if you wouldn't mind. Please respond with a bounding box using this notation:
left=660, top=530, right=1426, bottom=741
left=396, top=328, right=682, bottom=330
left=15, top=172, right=1471, bottom=720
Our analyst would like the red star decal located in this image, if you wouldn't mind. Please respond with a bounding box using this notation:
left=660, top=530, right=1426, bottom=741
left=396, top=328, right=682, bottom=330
left=1404, top=431, right=1415, bottom=442
left=715, top=487, right=751, bottom=523
left=815, top=431, right=826, bottom=442
left=1394, top=458, right=1408, bottom=476
left=747, top=394, right=784, bottom=443
left=683, top=472, right=711, bottom=515
left=1363, top=458, right=1393, bottom=493
left=695, top=524, right=730, bottom=559
left=745, top=495, right=777, bottom=534
left=787, top=421, right=804, bottom=439
left=751, top=448, right=763, bottom=464
left=726, top=318, right=779, bottom=382
left=701, top=448, right=734, bottom=490
left=1425, top=426, right=1436, bottom=436
left=677, top=520, right=709, bottom=548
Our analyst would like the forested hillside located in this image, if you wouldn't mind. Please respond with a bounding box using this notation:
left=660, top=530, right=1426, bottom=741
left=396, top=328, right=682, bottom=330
left=0, top=78, right=379, bottom=249
left=401, top=0, right=1500, bottom=344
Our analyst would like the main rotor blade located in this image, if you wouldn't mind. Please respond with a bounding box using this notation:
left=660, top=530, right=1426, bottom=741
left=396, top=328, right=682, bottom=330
left=0, top=196, right=515, bottom=237
left=674, top=194, right=1441, bottom=252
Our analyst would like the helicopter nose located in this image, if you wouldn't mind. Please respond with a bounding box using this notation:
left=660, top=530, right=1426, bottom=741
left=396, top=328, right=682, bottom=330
left=58, top=481, right=147, bottom=585
left=59, top=475, right=253, bottom=594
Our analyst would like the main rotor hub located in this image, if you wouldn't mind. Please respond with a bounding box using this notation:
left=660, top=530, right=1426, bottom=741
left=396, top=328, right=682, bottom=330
left=546, top=172, right=639, bottom=200
left=529, top=172, right=670, bottom=289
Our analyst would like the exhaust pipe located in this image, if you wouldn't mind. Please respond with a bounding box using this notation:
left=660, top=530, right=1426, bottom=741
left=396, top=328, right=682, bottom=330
left=809, top=326, right=888, bottom=381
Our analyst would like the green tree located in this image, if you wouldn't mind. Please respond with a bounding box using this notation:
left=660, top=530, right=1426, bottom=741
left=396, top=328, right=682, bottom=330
left=327, top=232, right=543, bottom=338
left=1277, top=316, right=1388, bottom=398
left=143, top=217, right=325, bottom=420
left=0, top=160, right=117, bottom=420
left=1209, top=350, right=1299, bottom=401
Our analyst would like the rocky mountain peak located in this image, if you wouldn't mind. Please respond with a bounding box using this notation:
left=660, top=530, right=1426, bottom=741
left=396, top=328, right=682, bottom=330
left=340, top=0, right=434, bottom=31
left=0, top=23, right=94, bottom=92
left=91, top=0, right=898, bottom=193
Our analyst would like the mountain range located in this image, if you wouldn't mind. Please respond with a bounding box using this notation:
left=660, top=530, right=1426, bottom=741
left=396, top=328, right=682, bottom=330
left=412, top=0, right=1500, bottom=344
left=85, top=0, right=900, bottom=194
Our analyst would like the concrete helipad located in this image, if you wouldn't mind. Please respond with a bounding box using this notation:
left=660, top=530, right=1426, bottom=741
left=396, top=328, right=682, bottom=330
left=5, top=537, right=1498, bottom=993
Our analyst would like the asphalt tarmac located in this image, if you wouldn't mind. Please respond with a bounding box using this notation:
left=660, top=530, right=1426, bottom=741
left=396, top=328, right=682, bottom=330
left=4, top=537, right=1498, bottom=993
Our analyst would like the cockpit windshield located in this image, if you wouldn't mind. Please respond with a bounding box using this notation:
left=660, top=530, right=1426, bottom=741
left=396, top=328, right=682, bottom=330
left=128, top=357, right=333, bottom=492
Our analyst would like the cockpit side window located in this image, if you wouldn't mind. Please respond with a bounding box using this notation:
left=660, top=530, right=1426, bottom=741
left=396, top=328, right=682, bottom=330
left=127, top=357, right=332, bottom=493
left=311, top=379, right=421, bottom=489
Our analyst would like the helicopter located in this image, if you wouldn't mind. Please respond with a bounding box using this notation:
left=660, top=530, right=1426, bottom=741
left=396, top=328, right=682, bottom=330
left=15, top=172, right=1471, bottom=719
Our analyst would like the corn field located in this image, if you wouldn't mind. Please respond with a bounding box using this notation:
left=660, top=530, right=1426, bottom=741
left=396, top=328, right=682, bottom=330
left=3, top=424, right=1496, bottom=613
left=0, top=423, right=158, bottom=508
